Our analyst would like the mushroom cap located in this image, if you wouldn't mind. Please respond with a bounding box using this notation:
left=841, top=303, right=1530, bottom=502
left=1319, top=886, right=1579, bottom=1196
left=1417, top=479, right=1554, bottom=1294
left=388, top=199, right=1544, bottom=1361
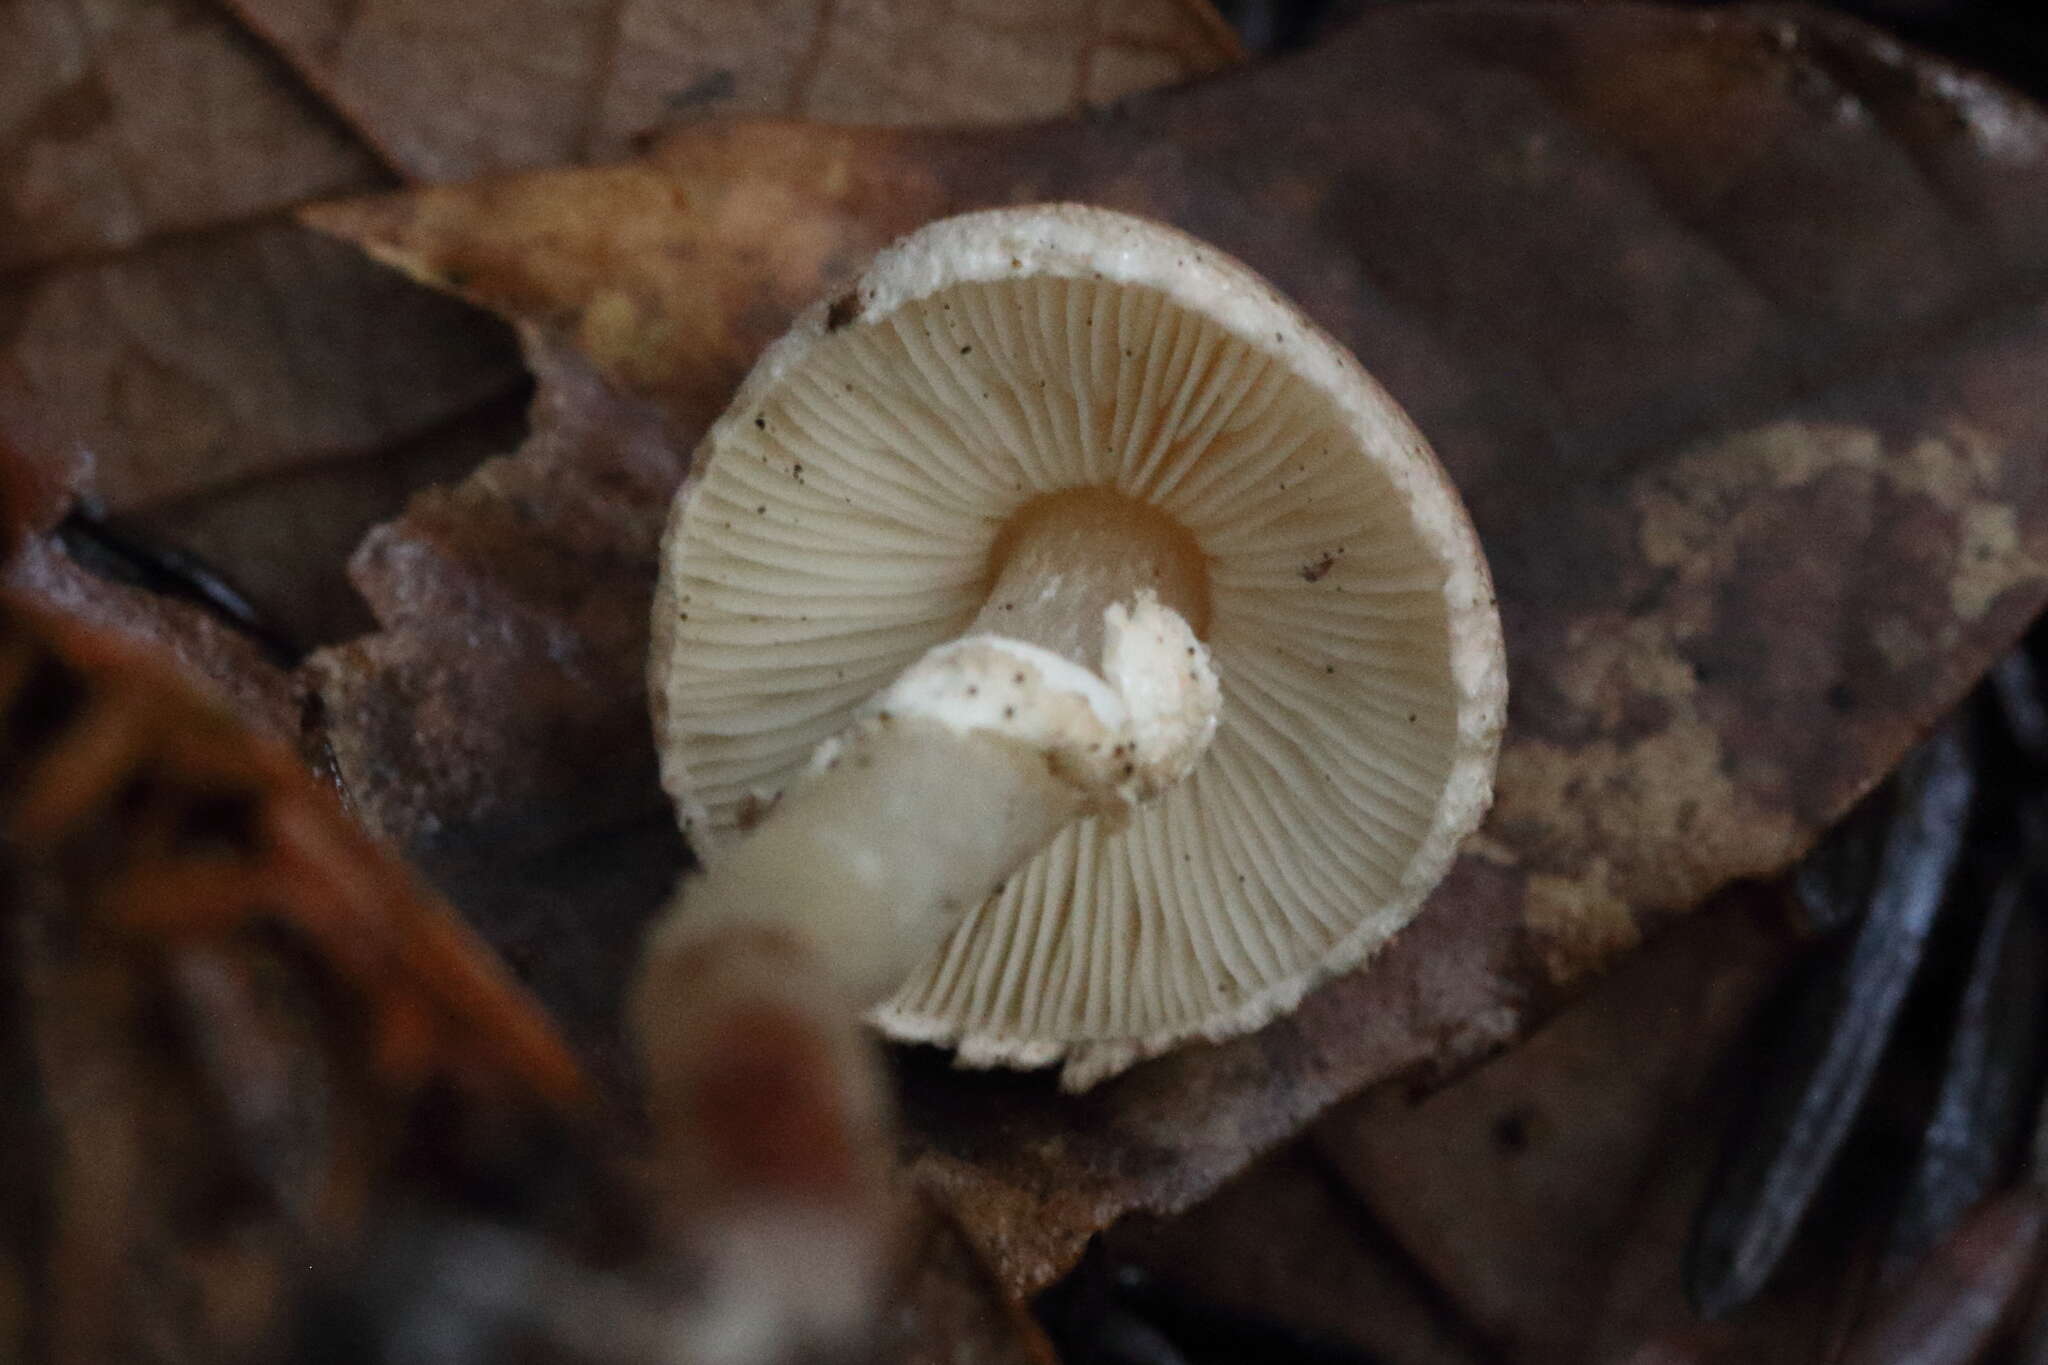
left=651, top=204, right=1506, bottom=1087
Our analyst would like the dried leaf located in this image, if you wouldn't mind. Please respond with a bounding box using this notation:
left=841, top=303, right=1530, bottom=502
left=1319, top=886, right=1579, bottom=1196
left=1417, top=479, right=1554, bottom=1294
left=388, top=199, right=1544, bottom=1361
left=304, top=335, right=687, bottom=852
left=129, top=389, right=531, bottom=649
left=0, top=2, right=517, bottom=634
left=0, top=0, right=1231, bottom=657
left=304, top=2, right=2048, bottom=1292
left=0, top=0, right=384, bottom=273
left=224, top=0, right=1240, bottom=180
left=0, top=221, right=520, bottom=512
left=1311, top=889, right=1817, bottom=1363
left=886, top=1208, right=1063, bottom=1365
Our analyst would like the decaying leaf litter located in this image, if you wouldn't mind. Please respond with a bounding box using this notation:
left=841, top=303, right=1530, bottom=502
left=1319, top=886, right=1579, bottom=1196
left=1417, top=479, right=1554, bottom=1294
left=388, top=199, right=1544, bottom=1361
left=1198, top=644, right=2048, bottom=1365
left=297, top=1, right=2048, bottom=1292
left=1094, top=609, right=2048, bottom=1361
left=0, top=5, right=1233, bottom=1362
left=8, top=0, right=2048, bottom=1351
left=0, top=0, right=1237, bottom=648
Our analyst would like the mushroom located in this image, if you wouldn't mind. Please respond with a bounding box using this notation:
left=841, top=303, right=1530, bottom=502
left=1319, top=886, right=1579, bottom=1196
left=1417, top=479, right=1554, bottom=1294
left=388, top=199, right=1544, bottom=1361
left=638, top=204, right=1505, bottom=1089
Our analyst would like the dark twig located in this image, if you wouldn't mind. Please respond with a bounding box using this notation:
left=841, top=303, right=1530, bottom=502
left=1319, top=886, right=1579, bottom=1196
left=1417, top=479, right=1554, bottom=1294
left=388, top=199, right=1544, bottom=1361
left=1687, top=723, right=1978, bottom=1317
left=1881, top=866, right=2048, bottom=1282
left=55, top=505, right=302, bottom=666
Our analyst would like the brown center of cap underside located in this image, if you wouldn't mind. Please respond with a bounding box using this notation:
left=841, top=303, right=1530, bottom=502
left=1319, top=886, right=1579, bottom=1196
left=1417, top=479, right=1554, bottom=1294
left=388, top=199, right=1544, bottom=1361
left=974, top=486, right=1211, bottom=668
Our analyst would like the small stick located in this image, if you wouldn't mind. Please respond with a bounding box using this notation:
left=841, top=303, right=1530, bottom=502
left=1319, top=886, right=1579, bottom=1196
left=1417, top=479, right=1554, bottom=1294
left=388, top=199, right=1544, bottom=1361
left=1686, top=723, right=1978, bottom=1317
left=1881, top=863, right=2048, bottom=1281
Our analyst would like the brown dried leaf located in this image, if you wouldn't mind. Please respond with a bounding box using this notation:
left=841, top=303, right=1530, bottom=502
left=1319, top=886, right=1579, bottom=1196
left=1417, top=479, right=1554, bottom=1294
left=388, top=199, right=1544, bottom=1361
left=1311, top=888, right=1811, bottom=1363
left=0, top=0, right=475, bottom=646
left=224, top=0, right=1240, bottom=181
left=305, top=336, right=686, bottom=848
left=0, top=0, right=384, bottom=273
left=2, top=0, right=1229, bottom=659
left=885, top=1208, right=1063, bottom=1365
left=130, top=391, right=531, bottom=649
left=0, top=221, right=520, bottom=514
left=0, top=1, right=481, bottom=581
left=303, top=1, right=2048, bottom=1292
left=0, top=244, right=521, bottom=675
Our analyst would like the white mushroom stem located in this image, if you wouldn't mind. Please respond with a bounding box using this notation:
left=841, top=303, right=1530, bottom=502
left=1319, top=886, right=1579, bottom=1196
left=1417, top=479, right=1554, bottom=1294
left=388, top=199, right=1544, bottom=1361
left=629, top=924, right=899, bottom=1364
left=647, top=487, right=1221, bottom=1006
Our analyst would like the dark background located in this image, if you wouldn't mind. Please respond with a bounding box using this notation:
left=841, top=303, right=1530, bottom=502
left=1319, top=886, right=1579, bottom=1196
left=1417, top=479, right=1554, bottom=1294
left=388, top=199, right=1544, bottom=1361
left=1217, top=0, right=2048, bottom=93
